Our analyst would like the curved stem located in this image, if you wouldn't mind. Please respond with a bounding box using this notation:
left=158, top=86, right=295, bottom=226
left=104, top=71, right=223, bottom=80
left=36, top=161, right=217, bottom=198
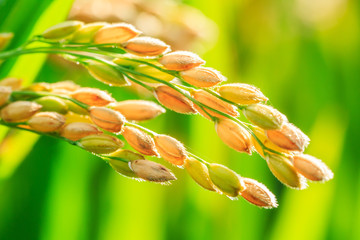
left=0, top=119, right=77, bottom=145
left=1, top=40, right=250, bottom=111
left=11, top=90, right=90, bottom=110
left=188, top=153, right=210, bottom=166
left=0, top=45, right=286, bottom=158
left=203, top=88, right=245, bottom=110
left=124, top=121, right=157, bottom=137
left=125, top=122, right=212, bottom=166
left=0, top=119, right=129, bottom=164
left=33, top=38, right=126, bottom=57
left=115, top=57, right=246, bottom=110
left=0, top=47, right=26, bottom=59
left=101, top=155, right=129, bottom=163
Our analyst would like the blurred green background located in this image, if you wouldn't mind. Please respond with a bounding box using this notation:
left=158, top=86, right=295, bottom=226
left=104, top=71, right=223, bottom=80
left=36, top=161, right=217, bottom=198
left=0, top=0, right=359, bottom=239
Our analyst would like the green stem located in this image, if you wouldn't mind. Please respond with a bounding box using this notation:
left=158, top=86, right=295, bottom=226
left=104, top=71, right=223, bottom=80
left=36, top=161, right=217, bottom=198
left=116, top=67, right=285, bottom=157
left=124, top=121, right=157, bottom=137
left=172, top=83, right=193, bottom=91
left=116, top=57, right=246, bottom=110
left=83, top=50, right=285, bottom=156
left=121, top=57, right=178, bottom=75
left=13, top=39, right=251, bottom=111
left=0, top=46, right=239, bottom=122
left=0, top=47, right=26, bottom=59
left=11, top=90, right=90, bottom=110
left=0, top=119, right=130, bottom=164
left=0, top=119, right=77, bottom=145
left=0, top=45, right=286, bottom=158
left=203, top=88, right=245, bottom=110
left=32, top=38, right=126, bottom=57
left=100, top=155, right=129, bottom=163
left=123, top=72, right=155, bottom=92
left=188, top=153, right=210, bottom=166
left=110, top=66, right=218, bottom=120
